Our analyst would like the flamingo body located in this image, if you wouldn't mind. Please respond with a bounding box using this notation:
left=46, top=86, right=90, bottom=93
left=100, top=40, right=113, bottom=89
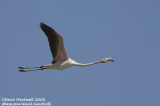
left=18, top=22, right=114, bottom=72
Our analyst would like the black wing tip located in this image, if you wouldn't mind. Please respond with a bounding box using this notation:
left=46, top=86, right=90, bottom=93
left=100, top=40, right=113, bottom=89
left=40, top=22, right=51, bottom=29
left=40, top=22, right=45, bottom=27
left=40, top=22, right=56, bottom=32
left=40, top=22, right=44, bottom=24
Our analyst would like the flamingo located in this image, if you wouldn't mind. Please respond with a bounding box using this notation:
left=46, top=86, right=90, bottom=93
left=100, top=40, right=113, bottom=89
left=18, top=22, right=114, bottom=72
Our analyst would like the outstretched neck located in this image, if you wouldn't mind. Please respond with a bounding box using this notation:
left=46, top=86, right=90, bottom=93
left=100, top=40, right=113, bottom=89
left=73, top=61, right=101, bottom=67
left=71, top=58, right=114, bottom=67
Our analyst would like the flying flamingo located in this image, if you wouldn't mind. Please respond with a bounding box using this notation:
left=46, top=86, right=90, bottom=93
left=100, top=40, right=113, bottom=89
left=18, top=22, right=114, bottom=72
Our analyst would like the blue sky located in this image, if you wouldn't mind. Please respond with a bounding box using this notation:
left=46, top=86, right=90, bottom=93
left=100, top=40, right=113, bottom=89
left=0, top=0, right=160, bottom=106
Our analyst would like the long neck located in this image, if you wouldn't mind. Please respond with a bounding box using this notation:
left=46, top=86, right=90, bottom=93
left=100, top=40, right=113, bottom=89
left=73, top=61, right=101, bottom=67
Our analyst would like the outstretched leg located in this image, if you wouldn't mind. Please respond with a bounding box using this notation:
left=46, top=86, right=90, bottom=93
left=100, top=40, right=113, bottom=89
left=19, top=68, right=45, bottom=72
left=18, top=65, right=46, bottom=72
left=18, top=66, right=44, bottom=69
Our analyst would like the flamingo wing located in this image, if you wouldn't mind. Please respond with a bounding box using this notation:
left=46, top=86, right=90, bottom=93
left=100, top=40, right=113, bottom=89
left=40, top=22, right=68, bottom=63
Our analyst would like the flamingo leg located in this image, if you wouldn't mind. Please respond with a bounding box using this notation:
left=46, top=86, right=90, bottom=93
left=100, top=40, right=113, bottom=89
left=18, top=66, right=43, bottom=69
left=19, top=68, right=45, bottom=72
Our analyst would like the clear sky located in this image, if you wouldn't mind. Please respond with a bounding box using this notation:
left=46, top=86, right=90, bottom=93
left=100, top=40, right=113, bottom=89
left=0, top=0, right=160, bottom=106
